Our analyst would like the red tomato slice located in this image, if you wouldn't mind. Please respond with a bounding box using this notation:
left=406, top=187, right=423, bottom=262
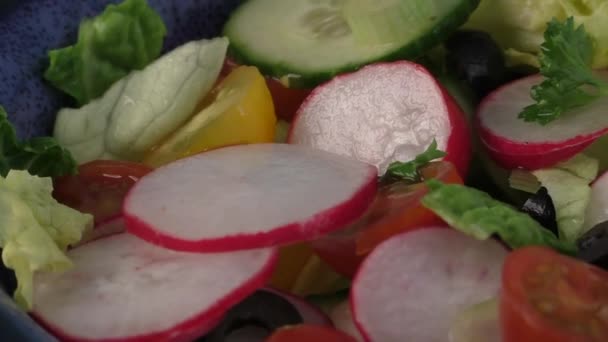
left=220, top=58, right=311, bottom=120
left=312, top=161, right=462, bottom=278
left=266, top=325, right=357, bottom=342
left=53, top=160, right=152, bottom=224
left=501, top=246, right=608, bottom=342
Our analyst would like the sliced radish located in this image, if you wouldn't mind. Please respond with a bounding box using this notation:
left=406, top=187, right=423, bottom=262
left=351, top=228, right=507, bottom=342
left=72, top=216, right=126, bottom=248
left=288, top=60, right=471, bottom=178
left=31, top=232, right=277, bottom=342
left=264, top=288, right=332, bottom=327
left=123, top=144, right=376, bottom=252
left=584, top=171, right=608, bottom=231
left=477, top=74, right=608, bottom=170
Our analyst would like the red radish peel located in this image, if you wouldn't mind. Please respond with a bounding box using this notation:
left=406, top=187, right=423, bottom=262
left=351, top=228, right=507, bottom=342
left=123, top=144, right=377, bottom=252
left=288, top=60, right=471, bottom=178
left=477, top=74, right=608, bottom=170
left=32, top=232, right=277, bottom=342
left=440, top=84, right=471, bottom=177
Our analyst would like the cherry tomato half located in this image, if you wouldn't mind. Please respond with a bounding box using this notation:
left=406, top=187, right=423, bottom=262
left=53, top=160, right=152, bottom=224
left=221, top=58, right=311, bottom=120
left=500, top=246, right=608, bottom=342
left=266, top=325, right=357, bottom=342
left=312, top=161, right=462, bottom=278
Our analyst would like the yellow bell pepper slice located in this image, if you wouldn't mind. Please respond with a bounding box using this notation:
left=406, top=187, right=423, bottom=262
left=270, top=242, right=350, bottom=296
left=270, top=243, right=315, bottom=291
left=144, top=65, right=276, bottom=167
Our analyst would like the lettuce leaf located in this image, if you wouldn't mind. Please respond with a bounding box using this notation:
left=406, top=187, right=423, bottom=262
left=549, top=153, right=599, bottom=182
left=464, top=0, right=608, bottom=69
left=0, top=171, right=93, bottom=310
left=0, top=106, right=76, bottom=178
left=531, top=154, right=598, bottom=243
left=421, top=180, right=577, bottom=255
left=44, top=0, right=167, bottom=105
left=53, top=38, right=229, bottom=164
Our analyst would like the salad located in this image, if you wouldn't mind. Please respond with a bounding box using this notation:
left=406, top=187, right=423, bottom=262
left=1, top=0, right=608, bottom=341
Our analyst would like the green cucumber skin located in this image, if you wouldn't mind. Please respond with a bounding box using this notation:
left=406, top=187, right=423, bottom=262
left=223, top=0, right=481, bottom=89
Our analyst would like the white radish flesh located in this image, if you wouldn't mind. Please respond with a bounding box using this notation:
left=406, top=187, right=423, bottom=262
left=32, top=233, right=277, bottom=342
left=351, top=228, right=507, bottom=342
left=123, top=144, right=377, bottom=252
left=477, top=74, right=608, bottom=170
left=288, top=61, right=471, bottom=177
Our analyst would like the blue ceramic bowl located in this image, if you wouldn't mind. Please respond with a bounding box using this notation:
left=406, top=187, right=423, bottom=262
left=0, top=0, right=240, bottom=339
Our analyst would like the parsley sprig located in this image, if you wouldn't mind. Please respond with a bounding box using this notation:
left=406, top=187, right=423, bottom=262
left=519, top=17, right=608, bottom=125
left=0, top=106, right=77, bottom=178
left=381, top=139, right=446, bottom=184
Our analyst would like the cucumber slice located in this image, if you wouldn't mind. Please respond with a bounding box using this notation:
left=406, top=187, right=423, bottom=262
left=224, top=0, right=480, bottom=88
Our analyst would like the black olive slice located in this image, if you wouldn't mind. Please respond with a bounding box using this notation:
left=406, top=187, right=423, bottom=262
left=520, top=187, right=558, bottom=235
left=445, top=29, right=507, bottom=99
left=577, top=221, right=608, bottom=270
left=0, top=251, right=16, bottom=294
left=200, top=290, right=302, bottom=341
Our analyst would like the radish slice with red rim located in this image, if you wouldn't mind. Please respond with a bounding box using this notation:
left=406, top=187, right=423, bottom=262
left=123, top=144, right=377, bottom=252
left=351, top=228, right=507, bottom=342
left=477, top=74, right=608, bottom=170
left=288, top=60, right=471, bottom=178
left=31, top=233, right=277, bottom=342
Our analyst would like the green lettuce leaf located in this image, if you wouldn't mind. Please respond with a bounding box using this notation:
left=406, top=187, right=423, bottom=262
left=44, top=0, right=167, bottom=105
left=464, top=0, right=608, bottom=69
left=421, top=180, right=576, bottom=255
left=0, top=171, right=93, bottom=310
left=550, top=153, right=599, bottom=182
left=531, top=154, right=598, bottom=242
left=0, top=106, right=76, bottom=178
left=53, top=37, right=229, bottom=164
